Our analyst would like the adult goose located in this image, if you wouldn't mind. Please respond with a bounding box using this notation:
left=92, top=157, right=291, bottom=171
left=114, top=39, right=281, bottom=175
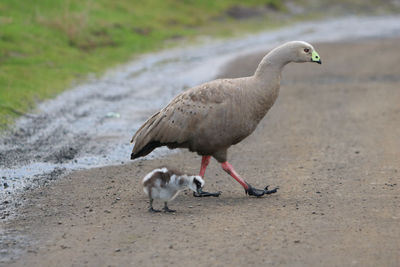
left=130, top=41, right=322, bottom=197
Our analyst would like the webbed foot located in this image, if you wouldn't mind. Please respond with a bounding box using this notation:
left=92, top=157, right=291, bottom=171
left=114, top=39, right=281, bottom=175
left=193, top=189, right=222, bottom=197
left=245, top=184, right=279, bottom=197
left=163, top=202, right=176, bottom=213
left=148, top=207, right=161, bottom=213
left=163, top=207, right=176, bottom=213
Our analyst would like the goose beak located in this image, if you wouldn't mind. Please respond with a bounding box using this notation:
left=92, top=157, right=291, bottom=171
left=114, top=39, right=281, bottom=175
left=311, top=50, right=322, bottom=64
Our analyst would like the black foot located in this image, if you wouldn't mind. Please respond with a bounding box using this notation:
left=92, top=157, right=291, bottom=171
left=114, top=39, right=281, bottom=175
left=162, top=202, right=176, bottom=212
left=245, top=184, right=279, bottom=197
left=264, top=185, right=279, bottom=195
left=163, top=207, right=176, bottom=213
left=193, top=189, right=222, bottom=197
left=148, top=207, right=161, bottom=213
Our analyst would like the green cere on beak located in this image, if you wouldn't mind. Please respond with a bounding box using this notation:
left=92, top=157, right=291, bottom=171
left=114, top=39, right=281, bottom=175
left=312, top=50, right=322, bottom=64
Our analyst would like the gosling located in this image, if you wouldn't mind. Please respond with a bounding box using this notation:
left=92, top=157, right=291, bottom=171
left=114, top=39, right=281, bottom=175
left=142, top=167, right=205, bottom=212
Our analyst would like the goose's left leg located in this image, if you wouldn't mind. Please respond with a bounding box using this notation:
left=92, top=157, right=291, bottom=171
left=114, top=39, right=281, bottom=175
left=221, top=161, right=278, bottom=197
left=193, top=156, right=221, bottom=197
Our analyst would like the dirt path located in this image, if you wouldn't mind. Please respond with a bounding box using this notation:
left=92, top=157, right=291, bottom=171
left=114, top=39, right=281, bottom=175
left=3, top=38, right=400, bottom=267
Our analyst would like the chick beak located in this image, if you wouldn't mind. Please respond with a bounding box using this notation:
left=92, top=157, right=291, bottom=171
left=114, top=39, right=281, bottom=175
left=196, top=187, right=202, bottom=195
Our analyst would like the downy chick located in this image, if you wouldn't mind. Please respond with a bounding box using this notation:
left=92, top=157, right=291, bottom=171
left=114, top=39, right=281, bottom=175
left=143, top=167, right=204, bottom=212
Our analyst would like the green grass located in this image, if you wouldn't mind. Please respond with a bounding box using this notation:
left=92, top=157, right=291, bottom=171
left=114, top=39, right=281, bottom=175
left=0, top=0, right=284, bottom=127
left=1, top=0, right=398, bottom=128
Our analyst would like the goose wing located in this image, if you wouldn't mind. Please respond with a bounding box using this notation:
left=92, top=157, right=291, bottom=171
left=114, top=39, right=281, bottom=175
left=130, top=81, right=229, bottom=158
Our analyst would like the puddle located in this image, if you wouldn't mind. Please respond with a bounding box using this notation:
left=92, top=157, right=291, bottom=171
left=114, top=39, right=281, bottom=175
left=0, top=229, right=30, bottom=265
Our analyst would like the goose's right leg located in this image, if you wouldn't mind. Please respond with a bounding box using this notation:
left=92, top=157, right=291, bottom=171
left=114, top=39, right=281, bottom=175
left=193, top=156, right=221, bottom=197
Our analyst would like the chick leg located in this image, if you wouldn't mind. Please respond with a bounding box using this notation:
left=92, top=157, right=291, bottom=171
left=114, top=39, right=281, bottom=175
left=148, top=198, right=161, bottom=212
left=163, top=202, right=176, bottom=213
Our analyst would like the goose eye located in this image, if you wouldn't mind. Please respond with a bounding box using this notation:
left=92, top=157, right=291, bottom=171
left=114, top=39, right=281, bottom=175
left=304, top=48, right=310, bottom=53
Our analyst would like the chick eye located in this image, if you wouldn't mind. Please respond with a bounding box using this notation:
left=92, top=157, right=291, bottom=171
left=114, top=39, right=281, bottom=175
left=194, top=179, right=201, bottom=188
left=304, top=48, right=310, bottom=53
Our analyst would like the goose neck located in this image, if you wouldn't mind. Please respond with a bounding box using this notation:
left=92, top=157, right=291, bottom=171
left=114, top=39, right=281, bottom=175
left=254, top=47, right=290, bottom=79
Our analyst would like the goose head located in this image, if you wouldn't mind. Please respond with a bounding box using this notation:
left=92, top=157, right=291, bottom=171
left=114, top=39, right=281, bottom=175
left=284, top=41, right=322, bottom=64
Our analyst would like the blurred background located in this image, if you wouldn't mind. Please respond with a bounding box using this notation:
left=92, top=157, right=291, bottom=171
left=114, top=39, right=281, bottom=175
left=1, top=0, right=399, bottom=128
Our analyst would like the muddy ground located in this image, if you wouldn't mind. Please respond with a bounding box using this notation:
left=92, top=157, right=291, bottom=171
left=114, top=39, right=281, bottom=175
left=2, top=38, right=400, bottom=266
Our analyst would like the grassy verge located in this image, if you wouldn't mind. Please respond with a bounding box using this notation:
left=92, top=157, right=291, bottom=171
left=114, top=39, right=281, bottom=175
left=0, top=0, right=398, bottom=128
left=0, top=0, right=285, bottom=127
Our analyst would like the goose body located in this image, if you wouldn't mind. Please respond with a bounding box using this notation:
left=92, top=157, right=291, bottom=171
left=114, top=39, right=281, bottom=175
left=143, top=167, right=204, bottom=212
left=131, top=71, right=278, bottom=162
left=132, top=41, right=322, bottom=197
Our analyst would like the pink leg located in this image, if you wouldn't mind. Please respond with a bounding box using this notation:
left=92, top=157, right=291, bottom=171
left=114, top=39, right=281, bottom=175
left=221, top=161, right=249, bottom=190
left=221, top=161, right=278, bottom=196
left=199, top=155, right=211, bottom=177
left=194, top=156, right=221, bottom=197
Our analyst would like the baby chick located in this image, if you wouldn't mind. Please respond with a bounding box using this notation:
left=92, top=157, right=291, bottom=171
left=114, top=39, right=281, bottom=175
left=143, top=167, right=204, bottom=212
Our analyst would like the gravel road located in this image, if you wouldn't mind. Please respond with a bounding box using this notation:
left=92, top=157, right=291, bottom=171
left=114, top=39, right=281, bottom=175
left=2, top=37, right=400, bottom=266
